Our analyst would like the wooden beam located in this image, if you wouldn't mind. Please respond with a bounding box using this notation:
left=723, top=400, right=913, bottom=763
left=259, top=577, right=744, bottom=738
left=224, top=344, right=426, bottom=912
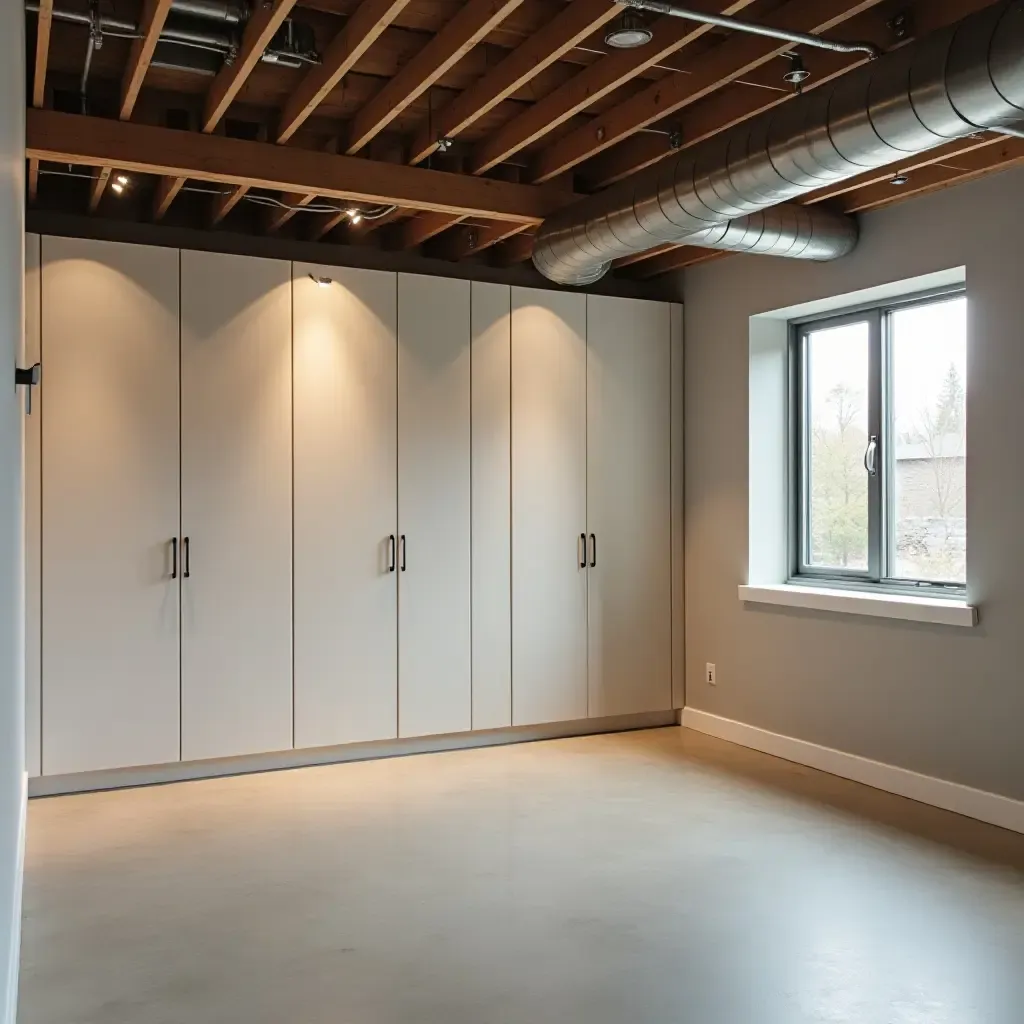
left=406, top=0, right=621, bottom=166
left=211, top=185, right=250, bottom=225
left=153, top=176, right=186, bottom=220
left=582, top=0, right=994, bottom=190
left=838, top=138, right=1024, bottom=213
left=312, top=209, right=351, bottom=241
left=278, top=0, right=413, bottom=144
left=205, top=0, right=298, bottom=132
left=28, top=159, right=40, bottom=203
left=87, top=167, right=111, bottom=212
left=491, top=232, right=535, bottom=267
left=397, top=212, right=467, bottom=250
left=468, top=0, right=759, bottom=176
left=328, top=205, right=407, bottom=242
left=623, top=245, right=731, bottom=278
left=433, top=220, right=527, bottom=260
left=121, top=0, right=174, bottom=120
left=529, top=0, right=884, bottom=184
left=28, top=110, right=577, bottom=225
left=346, top=0, right=527, bottom=155
left=32, top=0, right=54, bottom=108
left=266, top=192, right=318, bottom=233
left=613, top=243, right=676, bottom=268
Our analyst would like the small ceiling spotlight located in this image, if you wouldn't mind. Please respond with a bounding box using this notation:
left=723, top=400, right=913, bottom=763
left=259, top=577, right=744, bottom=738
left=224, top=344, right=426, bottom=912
left=347, top=208, right=363, bottom=225
left=782, top=53, right=810, bottom=87
left=110, top=173, right=130, bottom=196
left=605, top=10, right=653, bottom=49
left=890, top=172, right=910, bottom=186
left=308, top=274, right=333, bottom=288
left=435, top=137, right=454, bottom=153
left=115, top=174, right=130, bottom=186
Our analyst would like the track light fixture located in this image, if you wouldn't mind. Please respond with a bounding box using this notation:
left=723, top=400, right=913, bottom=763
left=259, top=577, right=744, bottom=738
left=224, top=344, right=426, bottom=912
left=782, top=53, right=810, bottom=87
left=348, top=208, right=362, bottom=225
left=308, top=274, right=333, bottom=288
left=435, top=137, right=454, bottom=153
left=605, top=11, right=653, bottom=49
left=890, top=173, right=910, bottom=186
left=110, top=173, right=130, bottom=195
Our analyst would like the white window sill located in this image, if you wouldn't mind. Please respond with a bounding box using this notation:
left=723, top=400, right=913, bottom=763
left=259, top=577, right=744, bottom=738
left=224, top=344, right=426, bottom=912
left=738, top=584, right=978, bottom=628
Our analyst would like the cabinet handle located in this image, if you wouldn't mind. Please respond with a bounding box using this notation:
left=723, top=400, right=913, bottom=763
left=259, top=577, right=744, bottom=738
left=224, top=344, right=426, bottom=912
left=388, top=534, right=396, bottom=573
left=183, top=536, right=191, bottom=579
left=589, top=533, right=597, bottom=569
left=170, top=537, right=178, bottom=580
left=579, top=533, right=587, bottom=569
left=400, top=534, right=407, bottom=572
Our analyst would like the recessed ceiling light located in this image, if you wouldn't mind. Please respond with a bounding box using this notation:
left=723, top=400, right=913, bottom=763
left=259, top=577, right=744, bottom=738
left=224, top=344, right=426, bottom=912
left=890, top=173, right=910, bottom=186
left=605, top=11, right=652, bottom=49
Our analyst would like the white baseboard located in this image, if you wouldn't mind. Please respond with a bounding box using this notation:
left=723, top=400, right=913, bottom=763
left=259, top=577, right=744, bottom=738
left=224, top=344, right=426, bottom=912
left=4, top=772, right=27, bottom=1024
left=29, top=711, right=678, bottom=797
left=682, top=708, right=1024, bottom=835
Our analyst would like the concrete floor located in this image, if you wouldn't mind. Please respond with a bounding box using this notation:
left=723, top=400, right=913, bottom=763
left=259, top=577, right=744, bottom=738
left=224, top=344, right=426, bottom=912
left=18, top=727, right=1024, bottom=1024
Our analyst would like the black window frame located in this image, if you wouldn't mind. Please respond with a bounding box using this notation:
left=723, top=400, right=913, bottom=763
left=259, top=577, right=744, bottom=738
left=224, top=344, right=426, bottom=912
left=788, top=285, right=967, bottom=596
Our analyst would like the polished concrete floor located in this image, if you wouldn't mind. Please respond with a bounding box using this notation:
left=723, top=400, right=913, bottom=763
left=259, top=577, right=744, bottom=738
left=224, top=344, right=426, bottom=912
left=18, top=727, right=1024, bottom=1024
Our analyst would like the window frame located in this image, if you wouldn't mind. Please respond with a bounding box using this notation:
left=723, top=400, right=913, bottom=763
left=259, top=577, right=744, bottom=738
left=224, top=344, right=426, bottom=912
left=788, top=285, right=967, bottom=597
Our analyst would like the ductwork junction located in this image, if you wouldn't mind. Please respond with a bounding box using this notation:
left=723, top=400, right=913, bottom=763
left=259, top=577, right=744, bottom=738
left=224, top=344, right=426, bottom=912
left=532, top=0, right=1024, bottom=285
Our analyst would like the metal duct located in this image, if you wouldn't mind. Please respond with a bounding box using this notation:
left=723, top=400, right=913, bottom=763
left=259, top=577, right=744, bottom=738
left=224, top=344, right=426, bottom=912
left=533, top=0, right=1024, bottom=285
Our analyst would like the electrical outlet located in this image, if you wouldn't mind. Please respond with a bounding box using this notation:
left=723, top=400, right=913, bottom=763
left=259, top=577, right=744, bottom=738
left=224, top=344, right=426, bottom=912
left=706, top=663, right=716, bottom=686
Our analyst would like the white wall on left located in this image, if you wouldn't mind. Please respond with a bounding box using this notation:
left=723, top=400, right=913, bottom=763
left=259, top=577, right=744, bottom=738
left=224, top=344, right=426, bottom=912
left=0, top=4, right=25, bottom=1021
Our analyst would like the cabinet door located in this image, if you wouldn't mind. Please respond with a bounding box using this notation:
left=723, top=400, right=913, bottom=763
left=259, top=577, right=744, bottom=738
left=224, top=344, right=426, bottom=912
left=586, top=295, right=672, bottom=717
left=293, top=264, right=398, bottom=748
left=471, top=283, right=512, bottom=730
left=25, top=235, right=41, bottom=778
left=42, top=238, right=181, bottom=774
left=397, top=274, right=472, bottom=738
left=180, top=251, right=293, bottom=761
left=511, top=288, right=588, bottom=725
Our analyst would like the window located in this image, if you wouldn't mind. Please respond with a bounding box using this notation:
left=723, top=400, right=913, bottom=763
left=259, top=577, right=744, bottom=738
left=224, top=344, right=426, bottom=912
left=791, top=289, right=967, bottom=592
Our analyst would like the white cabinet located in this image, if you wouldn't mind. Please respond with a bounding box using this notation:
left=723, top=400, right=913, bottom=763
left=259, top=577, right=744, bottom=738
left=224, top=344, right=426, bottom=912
left=41, top=238, right=181, bottom=775
left=293, top=264, right=399, bottom=748
left=24, top=234, right=41, bottom=778
left=397, top=274, right=472, bottom=738
left=471, top=283, right=512, bottom=731
left=180, top=251, right=293, bottom=761
left=511, top=288, right=589, bottom=726
left=586, top=295, right=672, bottom=718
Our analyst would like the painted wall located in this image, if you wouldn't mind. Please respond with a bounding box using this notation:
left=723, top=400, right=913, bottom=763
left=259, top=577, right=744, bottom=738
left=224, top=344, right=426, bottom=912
left=683, top=165, right=1024, bottom=802
left=0, top=3, right=26, bottom=1021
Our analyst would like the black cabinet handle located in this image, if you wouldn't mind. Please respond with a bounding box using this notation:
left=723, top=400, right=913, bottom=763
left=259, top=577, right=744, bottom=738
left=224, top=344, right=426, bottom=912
left=589, top=533, right=597, bottom=568
left=400, top=534, right=407, bottom=572
left=579, top=533, right=587, bottom=569
left=171, top=537, right=178, bottom=580
left=183, top=536, right=191, bottom=579
left=388, top=534, right=396, bottom=572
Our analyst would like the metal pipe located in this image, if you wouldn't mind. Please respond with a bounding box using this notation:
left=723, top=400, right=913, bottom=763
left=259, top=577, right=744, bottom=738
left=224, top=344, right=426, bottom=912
left=614, top=0, right=882, bottom=59
left=533, top=0, right=1024, bottom=285
left=171, top=0, right=247, bottom=25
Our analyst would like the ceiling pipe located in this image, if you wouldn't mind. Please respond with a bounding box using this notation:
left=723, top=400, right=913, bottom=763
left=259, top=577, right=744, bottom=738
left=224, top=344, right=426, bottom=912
left=614, top=0, right=882, bottom=59
left=533, top=0, right=1024, bottom=285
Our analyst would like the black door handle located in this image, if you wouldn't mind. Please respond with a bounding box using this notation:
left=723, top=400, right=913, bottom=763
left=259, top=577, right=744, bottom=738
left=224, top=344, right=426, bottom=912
left=183, top=536, right=191, bottom=579
left=388, top=534, right=396, bottom=572
left=171, top=537, right=177, bottom=580
left=579, top=533, right=587, bottom=569
left=589, top=533, right=597, bottom=568
left=400, top=534, right=407, bottom=572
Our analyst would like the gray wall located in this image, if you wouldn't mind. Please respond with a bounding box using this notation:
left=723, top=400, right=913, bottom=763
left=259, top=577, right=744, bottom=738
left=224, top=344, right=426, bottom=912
left=683, top=165, right=1024, bottom=803
left=0, top=4, right=25, bottom=1021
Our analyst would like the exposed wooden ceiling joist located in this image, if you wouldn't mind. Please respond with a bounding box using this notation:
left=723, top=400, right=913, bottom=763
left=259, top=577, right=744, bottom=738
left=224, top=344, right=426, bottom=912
left=121, top=0, right=175, bottom=120
left=491, top=232, right=535, bottom=267
left=27, top=110, right=576, bottom=224
left=87, top=168, right=111, bottom=213
left=468, top=0, right=760, bottom=176
left=528, top=0, right=885, bottom=184
left=434, top=220, right=528, bottom=261
left=406, top=0, right=622, bottom=166
left=623, top=245, right=731, bottom=278
left=346, top=0, right=527, bottom=155
left=267, top=192, right=319, bottom=233
left=211, top=185, right=250, bottom=226
left=32, top=0, right=54, bottom=108
left=397, top=211, right=468, bottom=249
left=582, top=0, right=995, bottom=190
left=153, top=176, right=186, bottom=220
left=277, top=0, right=414, bottom=144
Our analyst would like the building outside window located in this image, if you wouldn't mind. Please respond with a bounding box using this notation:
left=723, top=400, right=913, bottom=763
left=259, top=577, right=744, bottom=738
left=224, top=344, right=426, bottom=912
left=791, top=289, right=967, bottom=592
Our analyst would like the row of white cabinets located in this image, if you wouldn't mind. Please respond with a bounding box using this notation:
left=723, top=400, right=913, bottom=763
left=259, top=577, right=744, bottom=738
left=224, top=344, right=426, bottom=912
left=24, top=235, right=683, bottom=778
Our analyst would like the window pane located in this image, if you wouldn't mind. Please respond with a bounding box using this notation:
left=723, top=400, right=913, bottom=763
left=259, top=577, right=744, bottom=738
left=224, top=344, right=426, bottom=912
left=890, top=296, right=967, bottom=584
left=806, top=321, right=870, bottom=570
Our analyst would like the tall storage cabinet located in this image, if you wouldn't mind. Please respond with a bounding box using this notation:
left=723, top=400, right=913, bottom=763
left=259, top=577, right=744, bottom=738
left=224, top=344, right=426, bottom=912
left=41, top=237, right=182, bottom=775
left=397, top=274, right=472, bottom=738
left=511, top=288, right=589, bottom=726
left=586, top=295, right=672, bottom=717
left=293, top=264, right=399, bottom=749
left=180, top=251, right=294, bottom=761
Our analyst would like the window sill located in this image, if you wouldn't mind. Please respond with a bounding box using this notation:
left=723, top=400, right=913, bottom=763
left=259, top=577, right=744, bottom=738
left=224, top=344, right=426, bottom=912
left=738, top=584, right=977, bottom=628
